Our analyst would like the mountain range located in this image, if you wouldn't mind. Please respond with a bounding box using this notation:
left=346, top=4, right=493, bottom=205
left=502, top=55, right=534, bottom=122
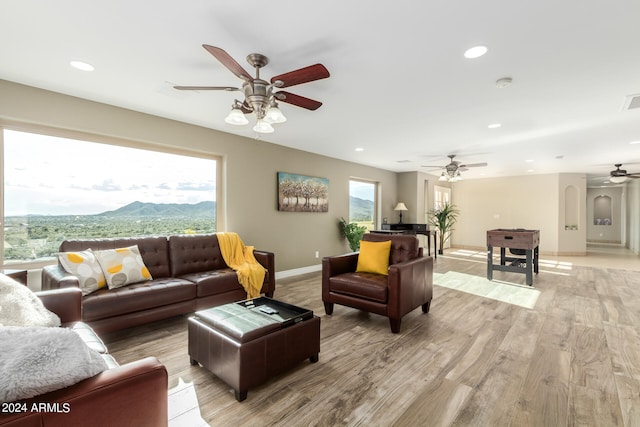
left=97, top=201, right=216, bottom=217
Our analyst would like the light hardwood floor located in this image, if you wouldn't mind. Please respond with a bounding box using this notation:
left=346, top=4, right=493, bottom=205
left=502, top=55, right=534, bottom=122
left=105, top=246, right=640, bottom=426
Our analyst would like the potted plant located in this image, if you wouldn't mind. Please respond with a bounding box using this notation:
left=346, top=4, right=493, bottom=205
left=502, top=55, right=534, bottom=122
left=338, top=217, right=367, bottom=251
left=428, top=203, right=460, bottom=254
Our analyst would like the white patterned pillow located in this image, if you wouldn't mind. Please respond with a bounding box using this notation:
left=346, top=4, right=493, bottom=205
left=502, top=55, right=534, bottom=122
left=58, top=250, right=107, bottom=296
left=93, top=245, right=152, bottom=289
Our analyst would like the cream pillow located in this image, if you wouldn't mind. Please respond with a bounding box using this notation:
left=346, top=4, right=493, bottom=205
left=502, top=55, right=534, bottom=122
left=93, top=245, right=152, bottom=289
left=58, top=250, right=107, bottom=295
left=356, top=240, right=392, bottom=276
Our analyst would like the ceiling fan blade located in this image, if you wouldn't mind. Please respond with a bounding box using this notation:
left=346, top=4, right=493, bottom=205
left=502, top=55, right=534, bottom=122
left=202, top=44, right=252, bottom=81
left=275, top=91, right=323, bottom=110
left=421, top=165, right=445, bottom=169
left=459, top=162, right=488, bottom=168
left=173, top=85, right=240, bottom=91
left=270, top=64, right=330, bottom=88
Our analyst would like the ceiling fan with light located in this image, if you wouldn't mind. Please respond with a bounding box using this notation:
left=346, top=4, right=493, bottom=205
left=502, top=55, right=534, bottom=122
left=174, top=44, right=330, bottom=134
left=608, top=163, right=640, bottom=183
left=422, top=154, right=488, bottom=182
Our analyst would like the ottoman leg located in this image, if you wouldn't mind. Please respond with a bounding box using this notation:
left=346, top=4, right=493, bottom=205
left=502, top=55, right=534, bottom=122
left=235, top=390, right=248, bottom=402
left=310, top=354, right=319, bottom=363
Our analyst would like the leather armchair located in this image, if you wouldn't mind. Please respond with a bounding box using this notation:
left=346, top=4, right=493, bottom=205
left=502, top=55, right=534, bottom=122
left=322, top=233, right=433, bottom=333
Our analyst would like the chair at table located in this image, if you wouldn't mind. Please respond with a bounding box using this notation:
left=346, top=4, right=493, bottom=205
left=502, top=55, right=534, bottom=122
left=322, top=233, right=433, bottom=333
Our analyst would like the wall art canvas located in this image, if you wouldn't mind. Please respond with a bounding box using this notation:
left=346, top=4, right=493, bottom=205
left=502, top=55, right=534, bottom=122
left=278, top=172, right=329, bottom=212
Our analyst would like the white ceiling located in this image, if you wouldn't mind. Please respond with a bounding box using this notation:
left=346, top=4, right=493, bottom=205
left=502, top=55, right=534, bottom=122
left=2, top=1, right=640, bottom=186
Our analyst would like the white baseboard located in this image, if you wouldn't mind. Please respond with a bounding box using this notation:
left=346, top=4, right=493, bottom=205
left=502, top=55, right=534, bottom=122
left=275, top=264, right=322, bottom=280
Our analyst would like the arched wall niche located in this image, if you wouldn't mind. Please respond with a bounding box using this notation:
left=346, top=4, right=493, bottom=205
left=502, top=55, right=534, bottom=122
left=594, top=195, right=612, bottom=226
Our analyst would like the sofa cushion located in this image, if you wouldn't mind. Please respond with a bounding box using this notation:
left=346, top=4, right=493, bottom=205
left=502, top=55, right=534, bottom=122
left=329, top=272, right=388, bottom=303
left=93, top=245, right=153, bottom=289
left=178, top=268, right=243, bottom=297
left=60, top=236, right=171, bottom=280
left=58, top=250, right=107, bottom=295
left=0, top=274, right=61, bottom=327
left=82, top=278, right=196, bottom=322
left=0, top=326, right=108, bottom=403
left=169, top=234, right=227, bottom=277
left=68, top=321, right=108, bottom=354
left=356, top=240, right=391, bottom=275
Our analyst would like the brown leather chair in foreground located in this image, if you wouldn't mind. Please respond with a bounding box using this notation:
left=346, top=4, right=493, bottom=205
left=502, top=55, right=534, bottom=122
left=322, top=233, right=433, bottom=333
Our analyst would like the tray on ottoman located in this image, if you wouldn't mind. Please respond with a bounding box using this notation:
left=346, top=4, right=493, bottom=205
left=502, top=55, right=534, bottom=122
left=188, top=297, right=320, bottom=401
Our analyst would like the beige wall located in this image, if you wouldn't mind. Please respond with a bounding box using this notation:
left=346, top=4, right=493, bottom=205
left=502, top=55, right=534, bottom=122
left=627, top=179, right=640, bottom=254
left=0, top=80, right=398, bottom=273
left=452, top=174, right=562, bottom=254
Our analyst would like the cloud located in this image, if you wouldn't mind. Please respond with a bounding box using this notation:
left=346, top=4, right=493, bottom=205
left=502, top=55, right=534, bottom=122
left=92, top=179, right=122, bottom=192
left=176, top=182, right=215, bottom=191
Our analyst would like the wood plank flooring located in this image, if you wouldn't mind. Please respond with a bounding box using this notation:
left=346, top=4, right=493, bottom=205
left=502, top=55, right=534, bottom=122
left=104, top=252, right=640, bottom=426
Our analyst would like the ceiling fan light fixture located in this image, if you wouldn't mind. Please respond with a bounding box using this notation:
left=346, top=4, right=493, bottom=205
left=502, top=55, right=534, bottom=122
left=439, top=172, right=448, bottom=182
left=224, top=106, right=249, bottom=125
left=253, top=119, right=274, bottom=134
left=264, top=103, right=287, bottom=124
left=610, top=176, right=628, bottom=184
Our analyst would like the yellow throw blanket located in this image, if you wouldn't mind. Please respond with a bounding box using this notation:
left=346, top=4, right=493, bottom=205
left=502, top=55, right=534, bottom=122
left=217, top=232, right=266, bottom=299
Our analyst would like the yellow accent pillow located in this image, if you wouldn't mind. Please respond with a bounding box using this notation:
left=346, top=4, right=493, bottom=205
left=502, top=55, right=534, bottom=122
left=356, top=240, right=391, bottom=275
left=93, top=245, right=152, bottom=289
left=58, top=250, right=107, bottom=296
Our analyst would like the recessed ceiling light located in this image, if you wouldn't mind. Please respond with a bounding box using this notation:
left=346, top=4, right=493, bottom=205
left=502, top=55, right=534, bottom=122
left=464, top=46, right=488, bottom=59
left=525, top=159, right=534, bottom=163
left=355, top=147, right=364, bottom=152
left=527, top=169, right=535, bottom=173
left=70, top=60, right=95, bottom=71
left=488, top=123, right=501, bottom=129
left=630, top=140, right=640, bottom=145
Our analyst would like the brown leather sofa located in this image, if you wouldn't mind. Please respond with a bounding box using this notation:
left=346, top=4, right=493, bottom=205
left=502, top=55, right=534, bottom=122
left=322, top=233, right=433, bottom=333
left=0, top=287, right=168, bottom=427
left=41, top=233, right=275, bottom=334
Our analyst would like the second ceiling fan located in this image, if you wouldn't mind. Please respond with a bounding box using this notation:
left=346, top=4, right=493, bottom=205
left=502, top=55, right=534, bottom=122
left=422, top=155, right=488, bottom=182
left=174, top=44, right=330, bottom=133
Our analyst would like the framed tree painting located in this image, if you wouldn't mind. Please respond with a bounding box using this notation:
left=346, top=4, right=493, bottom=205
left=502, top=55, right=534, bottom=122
left=277, top=172, right=329, bottom=212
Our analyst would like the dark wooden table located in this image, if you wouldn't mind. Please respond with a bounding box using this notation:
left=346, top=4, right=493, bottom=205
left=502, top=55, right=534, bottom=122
left=371, top=227, right=438, bottom=258
left=486, top=229, right=539, bottom=286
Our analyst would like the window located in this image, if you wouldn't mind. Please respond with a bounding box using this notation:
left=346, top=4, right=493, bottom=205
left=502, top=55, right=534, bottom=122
left=349, top=179, right=376, bottom=231
left=1, top=128, right=219, bottom=266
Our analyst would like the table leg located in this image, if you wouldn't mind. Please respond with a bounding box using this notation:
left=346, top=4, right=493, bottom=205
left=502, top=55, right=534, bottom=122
left=500, top=248, right=506, bottom=265
left=526, top=249, right=533, bottom=286
left=487, top=245, right=493, bottom=280
left=534, top=246, right=539, bottom=274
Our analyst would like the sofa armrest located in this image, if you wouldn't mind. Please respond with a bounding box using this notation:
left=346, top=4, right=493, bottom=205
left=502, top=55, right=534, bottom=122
left=0, top=357, right=168, bottom=427
left=321, top=253, right=359, bottom=300
left=41, top=264, right=80, bottom=290
left=387, top=255, right=433, bottom=318
left=254, top=249, right=276, bottom=297
left=36, top=287, right=83, bottom=325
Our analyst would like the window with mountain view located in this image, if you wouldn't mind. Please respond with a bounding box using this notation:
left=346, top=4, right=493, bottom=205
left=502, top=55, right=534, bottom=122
left=349, top=179, right=376, bottom=231
left=1, top=129, right=218, bottom=265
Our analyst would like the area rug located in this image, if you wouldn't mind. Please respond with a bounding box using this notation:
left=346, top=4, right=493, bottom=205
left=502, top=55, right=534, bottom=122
left=168, top=378, right=209, bottom=427
left=434, top=271, right=540, bottom=309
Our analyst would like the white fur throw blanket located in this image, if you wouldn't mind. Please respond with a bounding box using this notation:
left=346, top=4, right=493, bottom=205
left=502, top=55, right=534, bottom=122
left=0, top=326, right=109, bottom=403
left=0, top=273, right=60, bottom=327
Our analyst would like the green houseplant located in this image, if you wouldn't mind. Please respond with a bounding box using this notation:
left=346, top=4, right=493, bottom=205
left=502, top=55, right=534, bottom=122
left=428, top=203, right=460, bottom=254
left=339, top=217, right=367, bottom=252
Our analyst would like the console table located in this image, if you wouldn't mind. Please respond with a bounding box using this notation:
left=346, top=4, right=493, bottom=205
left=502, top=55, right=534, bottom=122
left=486, top=229, right=540, bottom=286
left=372, top=223, right=438, bottom=258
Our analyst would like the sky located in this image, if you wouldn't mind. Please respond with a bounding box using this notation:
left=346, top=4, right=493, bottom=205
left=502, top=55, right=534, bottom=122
left=349, top=180, right=375, bottom=201
left=3, top=129, right=216, bottom=216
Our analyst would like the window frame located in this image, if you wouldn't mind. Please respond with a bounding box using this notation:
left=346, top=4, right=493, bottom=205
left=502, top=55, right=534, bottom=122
left=0, top=121, right=223, bottom=270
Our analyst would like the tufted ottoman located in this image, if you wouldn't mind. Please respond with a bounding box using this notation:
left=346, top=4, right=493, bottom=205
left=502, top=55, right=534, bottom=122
left=188, top=297, right=320, bottom=401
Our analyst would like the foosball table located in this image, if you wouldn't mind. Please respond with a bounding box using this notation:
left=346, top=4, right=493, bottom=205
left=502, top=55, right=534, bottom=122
left=486, top=228, right=540, bottom=286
